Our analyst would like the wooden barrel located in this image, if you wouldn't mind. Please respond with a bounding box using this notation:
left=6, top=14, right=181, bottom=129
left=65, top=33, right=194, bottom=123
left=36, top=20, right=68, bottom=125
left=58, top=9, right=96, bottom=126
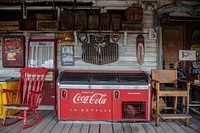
left=125, top=7, right=143, bottom=21
left=60, top=10, right=75, bottom=30
left=75, top=10, right=87, bottom=30
left=111, top=14, right=121, bottom=30
left=88, top=13, right=99, bottom=30
left=99, top=13, right=110, bottom=30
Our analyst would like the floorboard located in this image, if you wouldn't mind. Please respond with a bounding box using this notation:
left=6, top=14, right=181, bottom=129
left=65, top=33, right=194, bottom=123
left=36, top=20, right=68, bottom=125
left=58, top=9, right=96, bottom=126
left=80, top=123, right=90, bottom=133
left=150, top=121, right=165, bottom=133
left=159, top=121, right=176, bottom=133
left=70, top=123, right=83, bottom=133
left=0, top=110, right=199, bottom=133
left=60, top=123, right=73, bottom=133
left=167, top=121, right=187, bottom=133
left=89, top=123, right=100, bottom=133
left=175, top=120, right=198, bottom=133
left=130, top=123, right=146, bottom=133
left=123, top=123, right=132, bottom=133
left=28, top=111, right=55, bottom=133
left=100, top=123, right=113, bottom=133
left=113, top=123, right=124, bottom=133
left=142, top=123, right=157, bottom=133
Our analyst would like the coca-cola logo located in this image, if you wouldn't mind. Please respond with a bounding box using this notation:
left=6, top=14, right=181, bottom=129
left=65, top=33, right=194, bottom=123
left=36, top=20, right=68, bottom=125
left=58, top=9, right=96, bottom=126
left=73, top=93, right=107, bottom=104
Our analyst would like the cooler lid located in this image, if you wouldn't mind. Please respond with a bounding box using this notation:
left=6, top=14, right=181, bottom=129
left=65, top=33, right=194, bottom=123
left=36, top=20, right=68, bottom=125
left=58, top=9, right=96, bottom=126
left=60, top=72, right=90, bottom=84
left=59, top=71, right=149, bottom=85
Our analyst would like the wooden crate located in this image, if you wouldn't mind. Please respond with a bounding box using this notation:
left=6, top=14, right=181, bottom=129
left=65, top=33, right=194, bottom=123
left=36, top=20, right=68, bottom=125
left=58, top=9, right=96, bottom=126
left=75, top=10, right=87, bottom=30
left=36, top=13, right=53, bottom=20
left=125, top=7, right=143, bottom=21
left=111, top=14, right=121, bottom=30
left=99, top=13, right=110, bottom=30
left=0, top=21, right=19, bottom=31
left=37, top=20, right=59, bottom=31
left=60, top=10, right=75, bottom=30
left=122, top=21, right=142, bottom=30
left=20, top=19, right=36, bottom=30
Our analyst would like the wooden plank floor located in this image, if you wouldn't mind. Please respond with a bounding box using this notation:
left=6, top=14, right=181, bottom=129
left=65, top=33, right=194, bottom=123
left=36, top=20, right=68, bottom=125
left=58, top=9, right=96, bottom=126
left=0, top=110, right=200, bottom=133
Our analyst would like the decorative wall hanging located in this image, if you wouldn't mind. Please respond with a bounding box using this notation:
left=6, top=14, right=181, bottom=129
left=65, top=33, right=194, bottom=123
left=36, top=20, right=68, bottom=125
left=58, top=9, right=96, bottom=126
left=163, top=26, right=183, bottom=62
left=57, top=32, right=75, bottom=44
left=136, top=34, right=145, bottom=66
left=61, top=45, right=74, bottom=66
left=149, top=28, right=157, bottom=39
left=179, top=50, right=196, bottom=61
left=77, top=32, right=88, bottom=44
left=90, top=33, right=110, bottom=44
left=2, top=36, right=25, bottom=67
left=142, top=1, right=158, bottom=11
left=82, top=43, right=118, bottom=65
left=111, top=32, right=121, bottom=42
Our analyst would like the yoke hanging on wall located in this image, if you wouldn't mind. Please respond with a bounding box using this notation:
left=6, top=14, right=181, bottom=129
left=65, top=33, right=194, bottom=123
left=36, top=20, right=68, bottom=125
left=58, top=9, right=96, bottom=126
left=2, top=36, right=25, bottom=68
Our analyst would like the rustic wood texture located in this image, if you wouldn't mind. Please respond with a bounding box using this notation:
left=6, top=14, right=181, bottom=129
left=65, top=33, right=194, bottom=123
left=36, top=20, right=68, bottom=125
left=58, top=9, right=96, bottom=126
left=0, top=110, right=200, bottom=133
left=99, top=13, right=110, bottom=30
left=60, top=10, right=75, bottom=30
left=75, top=10, right=87, bottom=30
left=36, top=13, right=53, bottom=20
left=56, top=33, right=157, bottom=73
left=0, top=21, right=19, bottom=31
left=111, top=14, right=121, bottom=30
left=162, top=25, right=183, bottom=69
left=20, top=19, right=36, bottom=30
left=37, top=20, right=59, bottom=31
left=125, top=7, right=143, bottom=21
left=88, top=13, right=99, bottom=30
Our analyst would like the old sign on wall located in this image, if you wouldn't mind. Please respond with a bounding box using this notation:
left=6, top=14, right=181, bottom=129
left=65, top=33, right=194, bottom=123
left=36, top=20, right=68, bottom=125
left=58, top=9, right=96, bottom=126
left=2, top=36, right=25, bottom=67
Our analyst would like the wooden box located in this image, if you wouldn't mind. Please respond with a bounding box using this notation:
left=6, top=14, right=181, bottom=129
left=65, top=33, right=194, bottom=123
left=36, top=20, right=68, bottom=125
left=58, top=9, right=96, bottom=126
left=122, top=21, right=142, bottom=30
left=36, top=13, right=53, bottom=20
left=37, top=20, right=59, bottom=31
left=111, top=14, right=121, bottom=30
left=60, top=10, right=75, bottom=30
left=99, top=13, right=110, bottom=30
left=75, top=10, right=87, bottom=30
left=125, top=7, right=143, bottom=21
left=20, top=19, right=36, bottom=30
left=0, top=21, right=19, bottom=31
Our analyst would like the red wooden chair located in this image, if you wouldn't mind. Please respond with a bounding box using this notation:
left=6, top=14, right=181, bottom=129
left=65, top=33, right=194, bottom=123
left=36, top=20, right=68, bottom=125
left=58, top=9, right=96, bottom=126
left=2, top=67, right=48, bottom=129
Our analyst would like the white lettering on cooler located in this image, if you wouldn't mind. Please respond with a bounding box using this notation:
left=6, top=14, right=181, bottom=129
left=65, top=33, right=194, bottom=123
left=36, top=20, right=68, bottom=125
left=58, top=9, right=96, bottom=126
left=73, top=93, right=107, bottom=104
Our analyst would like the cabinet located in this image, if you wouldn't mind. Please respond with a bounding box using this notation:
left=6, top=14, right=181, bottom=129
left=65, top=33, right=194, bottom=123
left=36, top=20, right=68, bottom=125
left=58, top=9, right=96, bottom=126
left=27, top=39, right=57, bottom=106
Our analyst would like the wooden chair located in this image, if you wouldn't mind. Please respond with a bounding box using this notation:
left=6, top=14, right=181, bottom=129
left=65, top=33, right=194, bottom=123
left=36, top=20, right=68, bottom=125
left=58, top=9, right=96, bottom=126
left=151, top=69, right=191, bottom=126
left=2, top=67, right=48, bottom=129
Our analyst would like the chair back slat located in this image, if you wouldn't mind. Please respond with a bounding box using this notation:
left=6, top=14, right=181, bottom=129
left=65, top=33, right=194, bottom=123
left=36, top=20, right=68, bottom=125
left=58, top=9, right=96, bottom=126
left=151, top=69, right=177, bottom=83
left=17, top=68, right=48, bottom=105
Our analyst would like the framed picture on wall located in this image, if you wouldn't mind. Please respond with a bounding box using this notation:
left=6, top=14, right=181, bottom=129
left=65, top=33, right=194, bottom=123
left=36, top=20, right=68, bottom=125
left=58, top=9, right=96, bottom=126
left=2, top=36, right=25, bottom=67
left=61, top=45, right=74, bottom=66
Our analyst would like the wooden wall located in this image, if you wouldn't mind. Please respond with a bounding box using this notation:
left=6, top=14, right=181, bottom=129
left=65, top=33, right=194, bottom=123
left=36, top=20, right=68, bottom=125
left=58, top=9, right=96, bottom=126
left=0, top=10, right=158, bottom=76
left=0, top=31, right=158, bottom=75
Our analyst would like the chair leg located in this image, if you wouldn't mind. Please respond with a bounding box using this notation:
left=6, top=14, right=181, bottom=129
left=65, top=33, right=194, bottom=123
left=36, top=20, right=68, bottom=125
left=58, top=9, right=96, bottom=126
left=186, top=96, right=189, bottom=114
left=3, top=109, right=9, bottom=125
left=185, top=118, right=189, bottom=126
left=174, top=96, right=177, bottom=114
left=34, top=109, right=39, bottom=119
left=23, top=110, right=27, bottom=128
left=156, top=95, right=160, bottom=126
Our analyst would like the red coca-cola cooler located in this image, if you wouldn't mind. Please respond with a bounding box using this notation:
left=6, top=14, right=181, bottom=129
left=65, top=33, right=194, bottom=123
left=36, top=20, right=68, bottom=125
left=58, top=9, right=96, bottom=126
left=56, top=70, right=152, bottom=122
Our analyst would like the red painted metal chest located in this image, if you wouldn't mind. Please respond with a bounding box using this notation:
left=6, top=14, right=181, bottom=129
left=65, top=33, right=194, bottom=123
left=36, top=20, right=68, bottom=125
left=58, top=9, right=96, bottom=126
left=56, top=70, right=152, bottom=122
